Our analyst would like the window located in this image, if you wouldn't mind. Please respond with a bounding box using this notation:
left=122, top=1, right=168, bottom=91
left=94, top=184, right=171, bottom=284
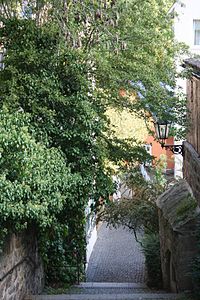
left=144, top=144, right=152, bottom=156
left=144, top=144, right=152, bottom=167
left=193, top=20, right=200, bottom=45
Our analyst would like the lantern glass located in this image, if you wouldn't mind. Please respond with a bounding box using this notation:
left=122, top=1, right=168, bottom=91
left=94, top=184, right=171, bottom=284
left=154, top=121, right=170, bottom=144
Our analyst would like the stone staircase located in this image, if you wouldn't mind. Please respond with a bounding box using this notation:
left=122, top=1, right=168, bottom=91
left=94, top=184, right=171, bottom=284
left=30, top=282, right=182, bottom=300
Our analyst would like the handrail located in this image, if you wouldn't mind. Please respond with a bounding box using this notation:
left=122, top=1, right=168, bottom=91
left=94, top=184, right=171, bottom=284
left=65, top=249, right=86, bottom=284
left=0, top=251, right=85, bottom=284
left=0, top=256, right=39, bottom=282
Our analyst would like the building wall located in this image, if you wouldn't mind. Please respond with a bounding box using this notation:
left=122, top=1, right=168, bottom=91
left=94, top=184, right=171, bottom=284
left=0, top=230, right=44, bottom=300
left=173, top=0, right=200, bottom=55
left=174, top=140, right=183, bottom=179
left=183, top=141, right=200, bottom=206
left=186, top=76, right=200, bottom=154
left=173, top=0, right=200, bottom=178
left=146, top=136, right=175, bottom=173
left=85, top=199, right=97, bottom=269
left=184, top=62, right=200, bottom=204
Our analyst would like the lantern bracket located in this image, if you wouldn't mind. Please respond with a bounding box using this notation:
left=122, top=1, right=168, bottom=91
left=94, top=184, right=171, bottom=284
left=161, top=143, right=184, bottom=155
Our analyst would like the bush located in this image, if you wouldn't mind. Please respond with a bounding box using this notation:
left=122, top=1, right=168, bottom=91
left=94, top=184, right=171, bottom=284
left=0, top=109, right=86, bottom=284
left=101, top=166, right=164, bottom=240
left=141, top=233, right=162, bottom=288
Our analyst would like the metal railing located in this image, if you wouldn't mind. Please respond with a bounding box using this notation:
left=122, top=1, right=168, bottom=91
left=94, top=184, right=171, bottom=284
left=65, top=249, right=86, bottom=284
left=0, top=250, right=85, bottom=285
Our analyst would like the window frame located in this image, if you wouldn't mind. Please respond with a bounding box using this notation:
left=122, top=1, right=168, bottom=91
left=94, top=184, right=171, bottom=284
left=193, top=19, right=200, bottom=46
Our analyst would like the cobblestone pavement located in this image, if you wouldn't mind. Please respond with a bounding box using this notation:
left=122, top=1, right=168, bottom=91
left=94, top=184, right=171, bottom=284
left=86, top=223, right=146, bottom=283
left=33, top=283, right=180, bottom=300
left=33, top=224, right=181, bottom=300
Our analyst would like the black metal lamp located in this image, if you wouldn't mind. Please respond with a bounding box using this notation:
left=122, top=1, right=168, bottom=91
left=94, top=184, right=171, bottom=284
left=154, top=121, right=170, bottom=147
left=154, top=120, right=183, bottom=155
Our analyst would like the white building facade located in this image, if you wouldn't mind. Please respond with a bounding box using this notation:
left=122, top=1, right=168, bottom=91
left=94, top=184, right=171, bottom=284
left=171, top=0, right=200, bottom=178
left=173, top=0, right=200, bottom=56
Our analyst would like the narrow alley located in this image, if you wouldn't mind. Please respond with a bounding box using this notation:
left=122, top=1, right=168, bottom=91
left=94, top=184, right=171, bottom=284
left=32, top=223, right=180, bottom=299
left=86, top=223, right=146, bottom=283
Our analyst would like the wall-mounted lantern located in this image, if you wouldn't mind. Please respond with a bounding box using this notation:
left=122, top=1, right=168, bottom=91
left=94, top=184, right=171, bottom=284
left=154, top=120, right=183, bottom=155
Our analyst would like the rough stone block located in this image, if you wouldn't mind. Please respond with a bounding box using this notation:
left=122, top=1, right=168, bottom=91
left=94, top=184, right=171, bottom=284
left=0, top=230, right=44, bottom=300
left=157, top=179, right=199, bottom=293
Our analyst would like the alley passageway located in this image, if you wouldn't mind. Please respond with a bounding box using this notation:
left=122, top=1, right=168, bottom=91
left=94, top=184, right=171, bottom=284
left=86, top=223, right=146, bottom=283
left=34, top=225, right=179, bottom=300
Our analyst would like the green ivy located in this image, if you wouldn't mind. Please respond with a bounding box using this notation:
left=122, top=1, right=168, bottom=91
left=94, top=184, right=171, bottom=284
left=0, top=109, right=86, bottom=282
left=141, top=233, right=162, bottom=288
left=0, top=17, right=146, bottom=285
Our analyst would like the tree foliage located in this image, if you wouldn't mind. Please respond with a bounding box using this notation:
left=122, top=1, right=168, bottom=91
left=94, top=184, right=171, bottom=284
left=0, top=110, right=75, bottom=230
left=101, top=166, right=165, bottom=240
left=0, top=108, right=87, bottom=283
left=0, top=0, right=186, bottom=285
left=0, top=0, right=187, bottom=123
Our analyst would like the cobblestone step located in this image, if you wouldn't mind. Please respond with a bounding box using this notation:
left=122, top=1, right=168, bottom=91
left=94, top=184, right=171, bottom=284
left=68, top=282, right=152, bottom=294
left=76, top=282, right=148, bottom=288
left=32, top=294, right=180, bottom=300
left=31, top=282, right=181, bottom=300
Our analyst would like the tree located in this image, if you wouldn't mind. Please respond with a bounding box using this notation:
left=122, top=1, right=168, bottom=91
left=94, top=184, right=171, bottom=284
left=0, top=0, right=186, bottom=120
left=0, top=108, right=86, bottom=283
left=101, top=165, right=164, bottom=239
left=0, top=0, right=186, bottom=285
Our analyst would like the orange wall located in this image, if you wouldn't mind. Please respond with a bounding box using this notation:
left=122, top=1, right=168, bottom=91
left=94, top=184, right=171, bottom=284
left=146, top=135, right=175, bottom=171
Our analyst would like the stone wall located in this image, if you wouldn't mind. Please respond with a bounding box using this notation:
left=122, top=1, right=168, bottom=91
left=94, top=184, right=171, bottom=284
left=183, top=141, right=200, bottom=205
left=0, top=229, right=44, bottom=300
left=156, top=180, right=200, bottom=293
left=186, top=75, right=200, bottom=154
left=158, top=209, right=198, bottom=292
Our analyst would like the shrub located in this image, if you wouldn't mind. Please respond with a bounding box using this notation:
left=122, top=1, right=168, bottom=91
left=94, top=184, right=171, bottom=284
left=0, top=109, right=86, bottom=284
left=141, top=233, right=162, bottom=288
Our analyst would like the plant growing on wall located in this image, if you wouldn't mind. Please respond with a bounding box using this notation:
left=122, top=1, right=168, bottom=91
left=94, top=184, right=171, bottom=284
left=0, top=16, right=150, bottom=284
left=0, top=108, right=85, bottom=283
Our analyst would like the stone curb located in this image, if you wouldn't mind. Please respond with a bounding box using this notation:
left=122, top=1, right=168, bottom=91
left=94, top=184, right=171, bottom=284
left=32, top=293, right=180, bottom=300
left=74, top=282, right=148, bottom=289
